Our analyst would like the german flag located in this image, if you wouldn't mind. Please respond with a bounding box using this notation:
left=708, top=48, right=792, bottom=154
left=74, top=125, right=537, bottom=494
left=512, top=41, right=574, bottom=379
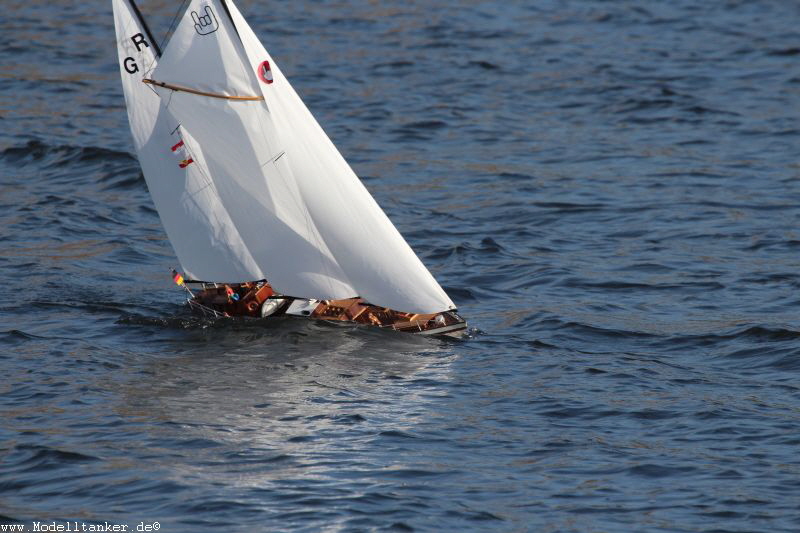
left=172, top=270, right=184, bottom=286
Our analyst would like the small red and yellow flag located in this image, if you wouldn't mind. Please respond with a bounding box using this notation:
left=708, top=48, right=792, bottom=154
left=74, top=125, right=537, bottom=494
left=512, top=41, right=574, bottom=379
left=172, top=270, right=184, bottom=286
left=170, top=139, right=194, bottom=168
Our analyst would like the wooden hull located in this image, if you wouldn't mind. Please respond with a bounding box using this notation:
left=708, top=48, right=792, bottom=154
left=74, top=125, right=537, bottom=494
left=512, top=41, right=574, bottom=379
left=186, top=282, right=467, bottom=337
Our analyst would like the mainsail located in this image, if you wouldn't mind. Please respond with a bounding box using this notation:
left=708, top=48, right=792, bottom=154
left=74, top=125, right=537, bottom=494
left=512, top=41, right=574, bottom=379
left=113, top=0, right=456, bottom=314
left=113, top=0, right=262, bottom=281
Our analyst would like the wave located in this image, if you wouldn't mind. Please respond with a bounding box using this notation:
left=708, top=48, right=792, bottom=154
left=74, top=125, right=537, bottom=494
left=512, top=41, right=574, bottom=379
left=1, top=140, right=144, bottom=192
left=1, top=140, right=135, bottom=167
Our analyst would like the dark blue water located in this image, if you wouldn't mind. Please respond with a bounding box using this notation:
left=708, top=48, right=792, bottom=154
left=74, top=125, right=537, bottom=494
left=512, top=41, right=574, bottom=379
left=2, top=1, right=800, bottom=531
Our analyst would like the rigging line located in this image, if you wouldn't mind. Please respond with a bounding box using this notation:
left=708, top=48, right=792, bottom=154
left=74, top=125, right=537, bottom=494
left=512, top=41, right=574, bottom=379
left=143, top=79, right=264, bottom=101
left=141, top=64, right=160, bottom=96
left=160, top=0, right=189, bottom=53
left=142, top=50, right=159, bottom=76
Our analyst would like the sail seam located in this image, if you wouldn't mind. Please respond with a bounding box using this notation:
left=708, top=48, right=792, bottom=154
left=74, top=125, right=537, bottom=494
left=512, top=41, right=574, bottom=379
left=143, top=79, right=264, bottom=101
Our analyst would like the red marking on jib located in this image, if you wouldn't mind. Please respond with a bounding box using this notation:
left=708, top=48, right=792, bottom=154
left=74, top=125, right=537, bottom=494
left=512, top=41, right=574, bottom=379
left=258, top=60, right=274, bottom=84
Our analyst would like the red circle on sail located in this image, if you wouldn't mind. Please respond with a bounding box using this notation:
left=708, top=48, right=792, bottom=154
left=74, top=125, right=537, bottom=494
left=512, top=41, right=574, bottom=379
left=258, top=60, right=274, bottom=84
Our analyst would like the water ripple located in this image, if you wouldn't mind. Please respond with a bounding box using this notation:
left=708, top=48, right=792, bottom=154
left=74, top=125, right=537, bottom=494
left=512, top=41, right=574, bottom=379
left=1, top=0, right=800, bottom=531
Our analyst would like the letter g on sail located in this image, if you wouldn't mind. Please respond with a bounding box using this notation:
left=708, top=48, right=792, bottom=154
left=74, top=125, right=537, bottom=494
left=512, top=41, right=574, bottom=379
left=123, top=57, right=139, bottom=74
left=192, top=5, right=219, bottom=35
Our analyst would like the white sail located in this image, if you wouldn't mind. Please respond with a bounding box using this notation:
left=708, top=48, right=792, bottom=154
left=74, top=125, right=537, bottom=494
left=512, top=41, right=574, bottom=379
left=113, top=0, right=261, bottom=282
left=120, top=0, right=456, bottom=313
left=224, top=1, right=456, bottom=314
left=148, top=0, right=356, bottom=300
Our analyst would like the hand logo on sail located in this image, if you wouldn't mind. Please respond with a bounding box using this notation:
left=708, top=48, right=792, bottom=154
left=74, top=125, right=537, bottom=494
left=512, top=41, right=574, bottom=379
left=192, top=5, right=219, bottom=36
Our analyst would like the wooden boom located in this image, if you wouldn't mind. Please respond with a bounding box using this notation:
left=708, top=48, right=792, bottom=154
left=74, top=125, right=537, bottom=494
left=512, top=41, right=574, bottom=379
left=143, top=78, right=264, bottom=101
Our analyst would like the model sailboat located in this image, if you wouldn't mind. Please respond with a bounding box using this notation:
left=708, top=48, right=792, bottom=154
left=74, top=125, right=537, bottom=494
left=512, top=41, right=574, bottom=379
left=112, top=0, right=466, bottom=335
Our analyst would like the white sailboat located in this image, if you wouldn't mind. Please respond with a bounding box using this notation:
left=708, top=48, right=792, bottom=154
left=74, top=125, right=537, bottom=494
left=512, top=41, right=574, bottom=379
left=112, top=0, right=466, bottom=335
